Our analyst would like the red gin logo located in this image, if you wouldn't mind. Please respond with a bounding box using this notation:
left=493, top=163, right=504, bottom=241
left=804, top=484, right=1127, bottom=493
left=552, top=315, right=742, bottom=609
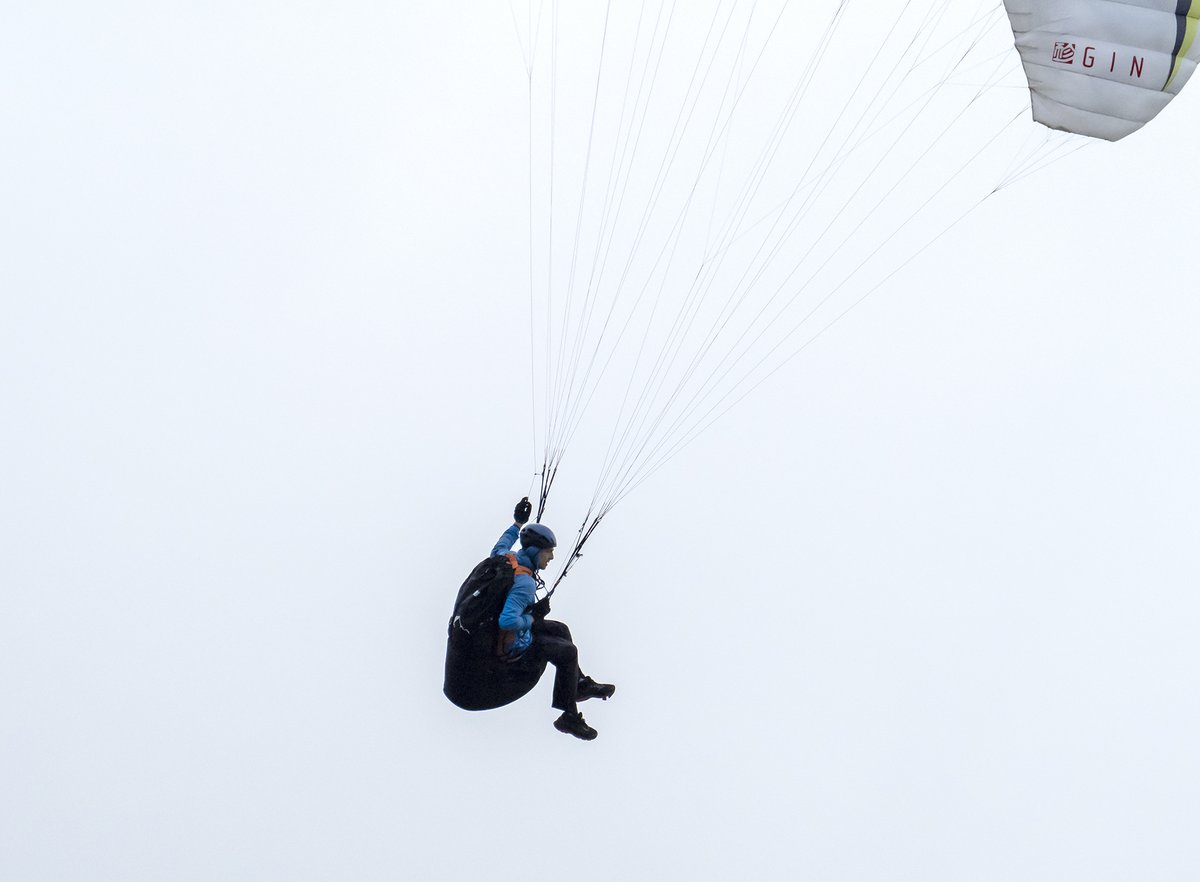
left=1052, top=42, right=1076, bottom=64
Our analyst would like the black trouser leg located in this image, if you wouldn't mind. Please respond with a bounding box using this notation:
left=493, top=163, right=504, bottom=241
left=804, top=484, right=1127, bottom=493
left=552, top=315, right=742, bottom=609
left=532, top=619, right=580, bottom=713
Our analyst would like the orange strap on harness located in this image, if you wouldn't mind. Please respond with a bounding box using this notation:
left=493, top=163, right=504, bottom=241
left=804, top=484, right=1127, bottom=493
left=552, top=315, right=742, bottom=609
left=504, top=553, right=533, bottom=580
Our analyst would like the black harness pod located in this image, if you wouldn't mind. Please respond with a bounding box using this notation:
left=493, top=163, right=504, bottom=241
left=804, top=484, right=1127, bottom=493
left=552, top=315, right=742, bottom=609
left=443, top=555, right=548, bottom=711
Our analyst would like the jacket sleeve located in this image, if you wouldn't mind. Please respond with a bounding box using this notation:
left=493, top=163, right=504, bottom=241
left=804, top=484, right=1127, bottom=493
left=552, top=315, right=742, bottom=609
left=498, top=575, right=535, bottom=633
left=490, top=523, right=520, bottom=557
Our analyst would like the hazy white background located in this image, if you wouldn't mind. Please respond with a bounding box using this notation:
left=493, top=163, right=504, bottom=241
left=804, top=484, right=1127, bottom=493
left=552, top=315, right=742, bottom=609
left=2, top=3, right=1198, bottom=881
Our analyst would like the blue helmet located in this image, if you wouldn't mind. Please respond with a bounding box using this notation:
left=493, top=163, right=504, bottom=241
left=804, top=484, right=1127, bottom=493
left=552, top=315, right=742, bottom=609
left=519, top=523, right=557, bottom=551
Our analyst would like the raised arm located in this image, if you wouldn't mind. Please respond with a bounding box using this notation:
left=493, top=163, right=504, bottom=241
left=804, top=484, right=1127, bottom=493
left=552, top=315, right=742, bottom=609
left=490, top=523, right=520, bottom=558
left=490, top=496, right=533, bottom=556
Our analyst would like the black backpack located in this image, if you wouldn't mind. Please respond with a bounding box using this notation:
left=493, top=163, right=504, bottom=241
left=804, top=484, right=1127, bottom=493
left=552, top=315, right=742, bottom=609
left=448, top=555, right=519, bottom=653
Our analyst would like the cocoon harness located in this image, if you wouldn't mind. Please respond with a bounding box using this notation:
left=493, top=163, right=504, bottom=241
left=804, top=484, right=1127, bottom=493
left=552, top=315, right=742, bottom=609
left=443, top=554, right=547, bottom=711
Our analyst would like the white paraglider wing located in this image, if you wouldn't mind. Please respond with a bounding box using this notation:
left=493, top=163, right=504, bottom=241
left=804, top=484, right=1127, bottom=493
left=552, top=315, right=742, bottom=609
left=1004, top=0, right=1200, bottom=140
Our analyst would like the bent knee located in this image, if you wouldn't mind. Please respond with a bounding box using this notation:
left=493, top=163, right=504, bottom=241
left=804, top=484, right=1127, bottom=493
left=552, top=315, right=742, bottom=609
left=543, top=620, right=573, bottom=641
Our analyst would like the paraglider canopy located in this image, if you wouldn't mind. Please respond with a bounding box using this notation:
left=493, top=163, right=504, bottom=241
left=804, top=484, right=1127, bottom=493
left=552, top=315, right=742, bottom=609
left=504, top=0, right=1200, bottom=580
left=1004, top=0, right=1200, bottom=140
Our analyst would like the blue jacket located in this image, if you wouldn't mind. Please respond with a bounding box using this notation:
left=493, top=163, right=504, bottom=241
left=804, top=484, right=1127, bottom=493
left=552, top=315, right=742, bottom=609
left=492, top=523, right=540, bottom=656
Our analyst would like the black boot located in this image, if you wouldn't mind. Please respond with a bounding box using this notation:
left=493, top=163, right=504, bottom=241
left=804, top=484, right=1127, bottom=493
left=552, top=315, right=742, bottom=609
left=577, top=675, right=616, bottom=702
left=554, top=711, right=597, bottom=740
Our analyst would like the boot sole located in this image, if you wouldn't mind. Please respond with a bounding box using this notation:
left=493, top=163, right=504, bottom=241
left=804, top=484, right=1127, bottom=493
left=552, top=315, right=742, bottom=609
left=578, top=687, right=616, bottom=702
left=554, top=723, right=597, bottom=740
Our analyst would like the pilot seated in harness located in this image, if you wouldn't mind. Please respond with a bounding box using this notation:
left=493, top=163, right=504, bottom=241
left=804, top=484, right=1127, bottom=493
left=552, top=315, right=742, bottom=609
left=494, top=497, right=615, bottom=741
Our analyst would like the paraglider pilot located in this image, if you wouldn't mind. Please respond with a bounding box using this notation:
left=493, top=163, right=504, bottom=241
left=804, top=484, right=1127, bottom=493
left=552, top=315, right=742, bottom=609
left=494, top=497, right=615, bottom=740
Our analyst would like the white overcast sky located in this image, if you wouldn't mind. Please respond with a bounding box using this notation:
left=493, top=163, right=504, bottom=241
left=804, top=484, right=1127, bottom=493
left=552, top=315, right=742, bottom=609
left=2, top=3, right=1198, bottom=881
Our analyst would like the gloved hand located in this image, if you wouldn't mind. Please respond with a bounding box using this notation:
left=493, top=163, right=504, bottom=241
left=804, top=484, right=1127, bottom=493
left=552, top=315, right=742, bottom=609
left=514, top=496, right=533, bottom=526
left=530, top=596, right=551, bottom=620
